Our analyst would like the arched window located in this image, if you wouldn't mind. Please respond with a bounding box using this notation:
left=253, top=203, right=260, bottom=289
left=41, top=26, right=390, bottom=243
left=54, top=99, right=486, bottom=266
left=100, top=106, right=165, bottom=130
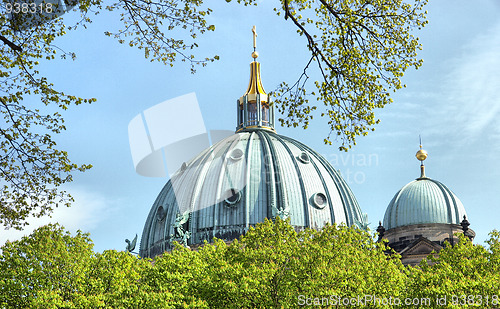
left=261, top=102, right=269, bottom=125
left=239, top=103, right=244, bottom=126
left=247, top=102, right=257, bottom=125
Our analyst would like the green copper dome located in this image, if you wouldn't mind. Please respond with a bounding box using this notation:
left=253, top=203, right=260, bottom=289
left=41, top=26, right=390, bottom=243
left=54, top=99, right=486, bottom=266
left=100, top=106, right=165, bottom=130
left=140, top=129, right=366, bottom=257
left=383, top=177, right=467, bottom=230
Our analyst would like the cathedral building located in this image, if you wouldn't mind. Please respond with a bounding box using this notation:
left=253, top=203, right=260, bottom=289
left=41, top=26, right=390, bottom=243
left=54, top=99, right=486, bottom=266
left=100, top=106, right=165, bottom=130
left=139, top=29, right=474, bottom=263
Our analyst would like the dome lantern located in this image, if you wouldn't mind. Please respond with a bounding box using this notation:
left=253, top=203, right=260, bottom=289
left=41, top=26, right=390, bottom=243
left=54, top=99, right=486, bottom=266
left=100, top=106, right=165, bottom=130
left=237, top=26, right=275, bottom=133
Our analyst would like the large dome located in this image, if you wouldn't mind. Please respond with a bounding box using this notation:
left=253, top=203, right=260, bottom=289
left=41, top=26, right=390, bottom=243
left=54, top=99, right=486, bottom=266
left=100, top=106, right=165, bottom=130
left=383, top=177, right=467, bottom=230
left=140, top=129, right=366, bottom=258
left=139, top=35, right=366, bottom=258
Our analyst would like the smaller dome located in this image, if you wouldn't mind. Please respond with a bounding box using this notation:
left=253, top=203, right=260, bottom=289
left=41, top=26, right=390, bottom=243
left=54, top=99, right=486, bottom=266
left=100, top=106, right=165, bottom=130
left=383, top=178, right=467, bottom=230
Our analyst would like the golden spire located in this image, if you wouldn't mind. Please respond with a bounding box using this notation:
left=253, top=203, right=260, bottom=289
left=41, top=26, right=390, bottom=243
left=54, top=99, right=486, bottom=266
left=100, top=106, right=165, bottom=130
left=416, top=135, right=428, bottom=179
left=244, top=25, right=267, bottom=98
left=236, top=26, right=274, bottom=133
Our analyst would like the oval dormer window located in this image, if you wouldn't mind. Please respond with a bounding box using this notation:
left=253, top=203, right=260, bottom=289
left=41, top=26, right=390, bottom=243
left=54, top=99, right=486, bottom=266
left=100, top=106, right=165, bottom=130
left=180, top=162, right=188, bottom=173
left=229, top=148, right=244, bottom=161
left=298, top=151, right=310, bottom=164
left=312, top=192, right=327, bottom=209
left=224, top=188, right=241, bottom=206
left=156, top=206, right=166, bottom=221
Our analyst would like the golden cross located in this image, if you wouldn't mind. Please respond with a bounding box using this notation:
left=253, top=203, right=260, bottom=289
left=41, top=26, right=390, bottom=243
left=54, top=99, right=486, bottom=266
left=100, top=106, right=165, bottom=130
left=252, top=25, right=257, bottom=50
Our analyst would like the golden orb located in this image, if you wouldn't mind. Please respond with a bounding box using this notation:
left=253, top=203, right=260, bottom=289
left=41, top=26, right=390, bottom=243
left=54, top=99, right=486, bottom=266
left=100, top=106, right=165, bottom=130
left=251, top=51, right=259, bottom=59
left=416, top=149, right=428, bottom=161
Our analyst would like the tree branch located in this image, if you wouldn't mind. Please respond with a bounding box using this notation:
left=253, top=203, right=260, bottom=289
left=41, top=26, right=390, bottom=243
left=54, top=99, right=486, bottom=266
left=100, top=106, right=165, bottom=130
left=0, top=35, right=22, bottom=52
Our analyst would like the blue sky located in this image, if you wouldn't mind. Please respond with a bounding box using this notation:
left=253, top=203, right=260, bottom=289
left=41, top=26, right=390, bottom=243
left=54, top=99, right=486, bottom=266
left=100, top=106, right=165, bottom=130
left=1, top=0, right=500, bottom=252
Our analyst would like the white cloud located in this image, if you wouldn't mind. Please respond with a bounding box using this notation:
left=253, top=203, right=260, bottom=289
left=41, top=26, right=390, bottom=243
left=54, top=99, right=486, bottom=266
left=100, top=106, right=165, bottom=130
left=0, top=187, right=117, bottom=247
left=436, top=21, right=500, bottom=148
left=373, top=20, right=500, bottom=160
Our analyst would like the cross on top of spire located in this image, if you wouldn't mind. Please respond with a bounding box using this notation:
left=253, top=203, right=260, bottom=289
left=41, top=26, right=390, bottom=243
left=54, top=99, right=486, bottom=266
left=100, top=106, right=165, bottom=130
left=252, top=25, right=257, bottom=50
left=251, top=26, right=259, bottom=59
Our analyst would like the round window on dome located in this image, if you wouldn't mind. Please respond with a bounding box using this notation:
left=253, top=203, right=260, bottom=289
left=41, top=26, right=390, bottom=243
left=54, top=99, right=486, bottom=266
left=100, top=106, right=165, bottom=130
left=229, top=148, right=244, bottom=161
left=224, top=188, right=241, bottom=206
left=180, top=162, right=188, bottom=173
left=297, top=151, right=310, bottom=164
left=311, top=192, right=327, bottom=209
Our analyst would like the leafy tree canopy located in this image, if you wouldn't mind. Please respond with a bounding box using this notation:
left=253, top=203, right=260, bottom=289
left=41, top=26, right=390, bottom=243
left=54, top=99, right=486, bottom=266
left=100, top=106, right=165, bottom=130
left=0, top=219, right=406, bottom=308
left=191, top=218, right=406, bottom=308
left=273, top=0, right=429, bottom=150
left=0, top=0, right=216, bottom=229
left=2, top=221, right=500, bottom=308
left=407, top=231, right=500, bottom=308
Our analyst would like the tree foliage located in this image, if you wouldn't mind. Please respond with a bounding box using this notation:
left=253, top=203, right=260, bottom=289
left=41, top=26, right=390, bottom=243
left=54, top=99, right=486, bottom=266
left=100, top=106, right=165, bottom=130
left=0, top=224, right=95, bottom=307
left=192, top=218, right=406, bottom=308
left=2, top=221, right=500, bottom=308
left=0, top=8, right=93, bottom=229
left=0, top=224, right=205, bottom=308
left=272, top=0, right=428, bottom=150
left=0, top=220, right=406, bottom=308
left=0, top=0, right=217, bottom=229
left=407, top=231, right=500, bottom=308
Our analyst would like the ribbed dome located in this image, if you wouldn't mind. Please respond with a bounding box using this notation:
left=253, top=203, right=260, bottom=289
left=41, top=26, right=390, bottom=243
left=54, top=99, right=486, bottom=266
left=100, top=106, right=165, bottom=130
left=140, top=34, right=366, bottom=258
left=140, top=129, right=366, bottom=258
left=383, top=177, right=467, bottom=230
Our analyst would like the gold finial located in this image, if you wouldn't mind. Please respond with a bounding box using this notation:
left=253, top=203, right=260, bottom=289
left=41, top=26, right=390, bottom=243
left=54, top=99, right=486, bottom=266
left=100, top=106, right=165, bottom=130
left=416, top=145, right=428, bottom=162
left=251, top=25, right=259, bottom=59
left=416, top=136, right=428, bottom=178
